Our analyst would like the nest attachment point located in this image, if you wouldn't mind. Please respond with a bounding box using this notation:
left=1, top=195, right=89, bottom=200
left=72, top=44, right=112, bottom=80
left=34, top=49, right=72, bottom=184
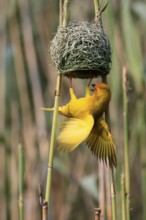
left=50, top=22, right=112, bottom=79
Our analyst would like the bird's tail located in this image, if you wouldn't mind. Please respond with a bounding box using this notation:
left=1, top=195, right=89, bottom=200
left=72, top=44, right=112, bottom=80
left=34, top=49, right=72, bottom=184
left=57, top=115, right=94, bottom=152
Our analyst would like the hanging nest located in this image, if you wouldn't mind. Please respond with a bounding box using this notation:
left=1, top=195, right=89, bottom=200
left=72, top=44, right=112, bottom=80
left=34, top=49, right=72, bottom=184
left=50, top=21, right=111, bottom=79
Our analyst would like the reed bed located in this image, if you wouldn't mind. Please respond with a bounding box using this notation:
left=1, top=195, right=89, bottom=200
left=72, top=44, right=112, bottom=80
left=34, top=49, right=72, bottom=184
left=0, top=0, right=146, bottom=220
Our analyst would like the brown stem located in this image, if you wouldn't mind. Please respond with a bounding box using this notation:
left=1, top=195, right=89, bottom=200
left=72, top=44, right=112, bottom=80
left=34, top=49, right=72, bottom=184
left=95, top=208, right=101, bottom=220
left=39, top=185, right=48, bottom=220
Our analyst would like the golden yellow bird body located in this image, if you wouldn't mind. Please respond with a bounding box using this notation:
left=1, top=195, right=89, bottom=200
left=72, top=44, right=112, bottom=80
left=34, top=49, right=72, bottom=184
left=58, top=84, right=111, bottom=118
left=42, top=83, right=117, bottom=167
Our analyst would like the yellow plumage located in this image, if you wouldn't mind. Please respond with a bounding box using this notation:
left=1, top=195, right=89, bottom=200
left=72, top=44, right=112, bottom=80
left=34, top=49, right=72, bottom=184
left=86, top=117, right=117, bottom=167
left=42, top=83, right=117, bottom=168
left=58, top=115, right=94, bottom=152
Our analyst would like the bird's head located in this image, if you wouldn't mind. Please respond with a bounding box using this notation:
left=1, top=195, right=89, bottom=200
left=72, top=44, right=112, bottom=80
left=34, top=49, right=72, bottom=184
left=92, top=83, right=111, bottom=98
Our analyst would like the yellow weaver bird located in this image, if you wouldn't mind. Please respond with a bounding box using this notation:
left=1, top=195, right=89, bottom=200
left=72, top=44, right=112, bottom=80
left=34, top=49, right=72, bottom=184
left=42, top=83, right=117, bottom=168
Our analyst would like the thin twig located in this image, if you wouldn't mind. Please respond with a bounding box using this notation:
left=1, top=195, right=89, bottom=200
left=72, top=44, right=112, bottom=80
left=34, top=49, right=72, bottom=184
left=18, top=144, right=24, bottom=220
left=98, top=163, right=106, bottom=219
left=105, top=165, right=112, bottom=219
left=122, top=66, right=130, bottom=220
left=110, top=168, right=116, bottom=220
left=121, top=173, right=127, bottom=220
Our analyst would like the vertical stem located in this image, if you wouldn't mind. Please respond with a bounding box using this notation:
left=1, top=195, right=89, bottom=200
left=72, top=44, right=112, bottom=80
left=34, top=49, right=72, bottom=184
left=45, top=74, right=61, bottom=205
left=102, top=75, right=117, bottom=220
left=94, top=0, right=99, bottom=17
left=110, top=168, right=116, bottom=220
left=122, top=67, right=130, bottom=220
left=42, top=205, right=48, bottom=220
left=59, top=0, right=63, bottom=26
left=18, top=144, right=24, bottom=220
left=105, top=166, right=112, bottom=219
left=39, top=185, right=48, bottom=220
left=94, top=0, right=103, bottom=27
left=141, top=86, right=146, bottom=220
left=44, top=0, right=67, bottom=216
left=121, top=174, right=127, bottom=220
left=98, top=163, right=106, bottom=219
left=63, top=0, right=69, bottom=28
left=4, top=141, right=11, bottom=220
left=95, top=208, right=101, bottom=220
left=142, top=168, right=146, bottom=220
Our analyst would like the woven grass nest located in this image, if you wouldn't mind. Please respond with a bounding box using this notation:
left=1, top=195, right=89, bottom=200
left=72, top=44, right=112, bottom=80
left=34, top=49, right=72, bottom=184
left=50, top=21, right=111, bottom=79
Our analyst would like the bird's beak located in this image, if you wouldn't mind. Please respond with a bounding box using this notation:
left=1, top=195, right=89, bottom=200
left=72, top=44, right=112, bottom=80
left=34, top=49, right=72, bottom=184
left=90, top=84, right=96, bottom=92
left=90, top=84, right=95, bottom=91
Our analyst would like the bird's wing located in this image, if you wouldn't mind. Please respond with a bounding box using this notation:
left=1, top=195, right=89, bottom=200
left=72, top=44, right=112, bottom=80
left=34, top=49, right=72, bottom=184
left=57, top=114, right=94, bottom=152
left=86, top=117, right=117, bottom=168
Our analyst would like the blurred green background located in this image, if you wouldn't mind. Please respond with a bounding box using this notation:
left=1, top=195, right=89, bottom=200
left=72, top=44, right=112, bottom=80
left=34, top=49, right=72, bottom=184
left=0, top=0, right=146, bottom=220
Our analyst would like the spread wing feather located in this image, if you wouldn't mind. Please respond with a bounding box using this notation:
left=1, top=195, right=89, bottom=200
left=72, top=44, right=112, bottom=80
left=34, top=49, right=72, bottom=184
left=86, top=117, right=117, bottom=167
left=57, top=115, right=94, bottom=152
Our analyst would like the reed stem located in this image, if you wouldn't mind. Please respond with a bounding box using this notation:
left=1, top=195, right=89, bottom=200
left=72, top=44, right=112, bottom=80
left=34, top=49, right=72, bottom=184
left=39, top=185, right=48, bottom=220
left=122, top=66, right=130, bottom=220
left=45, top=74, right=61, bottom=205
left=121, top=174, right=127, bottom=220
left=102, top=75, right=117, bottom=220
left=59, top=0, right=63, bottom=26
left=18, top=144, right=24, bottom=220
left=63, top=0, right=70, bottom=27
left=110, top=168, right=116, bottom=220
left=94, top=0, right=100, bottom=17
left=95, top=208, right=101, bottom=220
left=44, top=0, right=68, bottom=216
